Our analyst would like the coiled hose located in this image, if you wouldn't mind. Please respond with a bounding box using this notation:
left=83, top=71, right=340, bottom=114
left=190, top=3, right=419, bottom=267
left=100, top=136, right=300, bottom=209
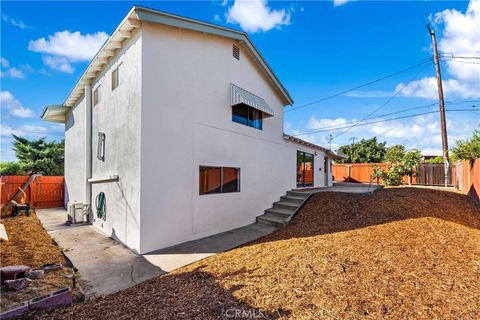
left=95, top=192, right=106, bottom=220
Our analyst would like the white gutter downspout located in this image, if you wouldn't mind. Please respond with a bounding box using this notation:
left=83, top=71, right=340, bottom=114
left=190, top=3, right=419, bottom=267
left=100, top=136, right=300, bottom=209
left=85, top=84, right=93, bottom=219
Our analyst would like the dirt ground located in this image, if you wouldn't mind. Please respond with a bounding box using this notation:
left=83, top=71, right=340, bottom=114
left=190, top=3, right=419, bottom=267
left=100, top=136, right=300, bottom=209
left=0, top=212, right=80, bottom=312
left=29, top=188, right=480, bottom=319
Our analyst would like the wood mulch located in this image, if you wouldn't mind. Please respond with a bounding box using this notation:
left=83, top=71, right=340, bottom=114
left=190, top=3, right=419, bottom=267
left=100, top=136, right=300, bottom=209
left=1, top=212, right=80, bottom=313
left=29, top=188, right=480, bottom=319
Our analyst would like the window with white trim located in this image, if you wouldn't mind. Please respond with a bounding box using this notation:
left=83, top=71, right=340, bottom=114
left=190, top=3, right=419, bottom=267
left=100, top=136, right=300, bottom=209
left=112, top=63, right=122, bottom=90
left=93, top=85, right=101, bottom=106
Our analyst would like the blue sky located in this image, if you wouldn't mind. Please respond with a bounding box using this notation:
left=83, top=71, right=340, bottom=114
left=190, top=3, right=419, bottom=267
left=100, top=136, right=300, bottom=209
left=1, top=0, right=479, bottom=161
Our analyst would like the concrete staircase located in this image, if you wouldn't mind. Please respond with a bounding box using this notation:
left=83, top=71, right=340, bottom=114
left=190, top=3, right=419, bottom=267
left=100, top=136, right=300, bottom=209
left=256, top=191, right=311, bottom=227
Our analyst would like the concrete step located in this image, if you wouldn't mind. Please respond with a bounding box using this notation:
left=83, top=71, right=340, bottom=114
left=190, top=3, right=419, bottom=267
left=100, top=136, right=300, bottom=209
left=286, top=191, right=310, bottom=198
left=273, top=201, right=298, bottom=210
left=264, top=207, right=294, bottom=219
left=256, top=214, right=287, bottom=228
left=280, top=195, right=305, bottom=204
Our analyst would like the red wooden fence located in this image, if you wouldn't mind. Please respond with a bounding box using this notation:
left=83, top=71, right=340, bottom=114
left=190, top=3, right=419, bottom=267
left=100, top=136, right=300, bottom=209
left=0, top=176, right=64, bottom=208
left=332, top=163, right=413, bottom=184
left=453, top=159, right=480, bottom=206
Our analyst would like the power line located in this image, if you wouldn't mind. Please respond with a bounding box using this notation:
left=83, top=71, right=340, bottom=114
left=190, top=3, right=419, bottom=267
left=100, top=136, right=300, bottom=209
left=292, top=109, right=475, bottom=137
left=292, top=101, right=478, bottom=136
left=330, top=62, right=430, bottom=140
left=285, top=58, right=432, bottom=113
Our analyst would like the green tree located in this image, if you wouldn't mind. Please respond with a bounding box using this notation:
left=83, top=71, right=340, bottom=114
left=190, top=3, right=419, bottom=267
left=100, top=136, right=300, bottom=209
left=450, top=127, right=480, bottom=161
left=12, top=134, right=65, bottom=176
left=402, top=150, right=422, bottom=184
left=338, top=137, right=386, bottom=163
left=385, top=145, right=406, bottom=163
left=424, top=156, right=444, bottom=163
left=0, top=162, right=24, bottom=176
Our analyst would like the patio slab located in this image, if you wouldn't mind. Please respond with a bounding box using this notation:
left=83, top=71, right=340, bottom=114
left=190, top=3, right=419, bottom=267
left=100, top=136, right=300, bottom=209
left=36, top=208, right=163, bottom=296
left=36, top=208, right=277, bottom=295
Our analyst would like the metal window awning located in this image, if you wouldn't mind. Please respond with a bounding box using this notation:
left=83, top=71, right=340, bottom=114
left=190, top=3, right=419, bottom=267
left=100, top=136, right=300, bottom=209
left=230, top=84, right=274, bottom=117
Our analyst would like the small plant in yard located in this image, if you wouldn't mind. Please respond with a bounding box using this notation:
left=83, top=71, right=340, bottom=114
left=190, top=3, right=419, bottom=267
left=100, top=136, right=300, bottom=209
left=372, top=149, right=422, bottom=186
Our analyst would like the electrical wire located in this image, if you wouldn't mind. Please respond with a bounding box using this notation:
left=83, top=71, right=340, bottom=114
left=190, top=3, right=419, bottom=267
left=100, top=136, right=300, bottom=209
left=292, top=109, right=476, bottom=137
left=330, top=62, right=430, bottom=140
left=285, top=58, right=432, bottom=113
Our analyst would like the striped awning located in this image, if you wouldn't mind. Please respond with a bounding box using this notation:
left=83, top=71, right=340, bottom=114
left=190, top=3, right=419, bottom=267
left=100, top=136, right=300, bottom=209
left=230, top=84, right=274, bottom=117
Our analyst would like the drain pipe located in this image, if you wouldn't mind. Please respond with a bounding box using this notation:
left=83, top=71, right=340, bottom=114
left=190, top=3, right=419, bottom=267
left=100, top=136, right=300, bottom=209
left=84, top=84, right=92, bottom=220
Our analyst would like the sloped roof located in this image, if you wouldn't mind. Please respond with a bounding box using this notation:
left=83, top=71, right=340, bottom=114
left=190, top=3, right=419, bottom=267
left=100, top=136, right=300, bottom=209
left=54, top=6, right=293, bottom=111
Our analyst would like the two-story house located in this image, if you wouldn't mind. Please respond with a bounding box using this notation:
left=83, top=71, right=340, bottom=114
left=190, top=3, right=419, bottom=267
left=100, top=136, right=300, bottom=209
left=42, top=6, right=342, bottom=254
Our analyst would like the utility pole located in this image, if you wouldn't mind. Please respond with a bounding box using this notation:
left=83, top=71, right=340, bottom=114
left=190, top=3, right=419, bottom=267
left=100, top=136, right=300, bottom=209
left=326, top=134, right=333, bottom=150
left=350, top=137, right=356, bottom=146
left=427, top=24, right=449, bottom=187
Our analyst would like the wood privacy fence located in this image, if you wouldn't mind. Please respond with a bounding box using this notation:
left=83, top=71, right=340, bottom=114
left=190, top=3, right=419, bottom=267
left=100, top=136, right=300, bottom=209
left=0, top=176, right=64, bottom=208
left=333, top=163, right=455, bottom=186
left=332, top=163, right=413, bottom=185
left=453, top=159, right=480, bottom=206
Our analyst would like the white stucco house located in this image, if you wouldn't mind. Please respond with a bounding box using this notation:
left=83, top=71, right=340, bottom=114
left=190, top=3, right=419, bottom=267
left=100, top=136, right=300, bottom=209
left=42, top=6, right=342, bottom=254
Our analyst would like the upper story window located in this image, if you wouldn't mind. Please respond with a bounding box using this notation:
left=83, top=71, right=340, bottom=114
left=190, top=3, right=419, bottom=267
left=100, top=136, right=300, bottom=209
left=93, top=85, right=101, bottom=106
left=232, top=104, right=263, bottom=130
left=230, top=84, right=274, bottom=131
left=112, top=63, right=122, bottom=90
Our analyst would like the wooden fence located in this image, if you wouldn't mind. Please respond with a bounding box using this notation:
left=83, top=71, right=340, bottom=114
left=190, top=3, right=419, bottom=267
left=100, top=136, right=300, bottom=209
left=453, top=159, right=480, bottom=206
left=332, top=163, right=412, bottom=185
left=0, top=176, right=64, bottom=208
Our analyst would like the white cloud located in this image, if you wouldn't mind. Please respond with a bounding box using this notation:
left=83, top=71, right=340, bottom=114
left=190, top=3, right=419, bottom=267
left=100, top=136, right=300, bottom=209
left=334, top=0, right=352, bottom=7
left=42, top=56, right=74, bottom=74
left=397, top=0, right=480, bottom=99
left=0, top=91, right=35, bottom=118
left=28, top=30, right=108, bottom=73
left=295, top=113, right=477, bottom=153
left=0, top=57, right=26, bottom=79
left=397, top=77, right=480, bottom=99
left=214, top=14, right=221, bottom=22
left=28, top=30, right=108, bottom=61
left=226, top=0, right=291, bottom=33
left=1, top=13, right=32, bottom=30
left=0, top=124, right=48, bottom=137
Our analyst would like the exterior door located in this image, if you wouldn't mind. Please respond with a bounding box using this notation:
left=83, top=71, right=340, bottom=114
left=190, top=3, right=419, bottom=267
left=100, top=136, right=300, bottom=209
left=297, top=151, right=314, bottom=187
left=324, top=157, right=329, bottom=186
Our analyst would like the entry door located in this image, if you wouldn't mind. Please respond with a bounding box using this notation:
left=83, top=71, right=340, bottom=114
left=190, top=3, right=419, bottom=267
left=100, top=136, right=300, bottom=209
left=324, top=157, right=329, bottom=186
left=297, top=151, right=314, bottom=187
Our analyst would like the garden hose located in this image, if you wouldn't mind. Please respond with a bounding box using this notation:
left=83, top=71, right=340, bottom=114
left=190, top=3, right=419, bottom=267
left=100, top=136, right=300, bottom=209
left=95, top=192, right=106, bottom=220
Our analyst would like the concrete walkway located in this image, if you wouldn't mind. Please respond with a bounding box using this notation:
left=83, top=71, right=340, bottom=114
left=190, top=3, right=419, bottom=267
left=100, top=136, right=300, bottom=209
left=37, top=208, right=163, bottom=296
left=143, top=223, right=277, bottom=272
left=301, top=181, right=383, bottom=195
left=36, top=208, right=277, bottom=296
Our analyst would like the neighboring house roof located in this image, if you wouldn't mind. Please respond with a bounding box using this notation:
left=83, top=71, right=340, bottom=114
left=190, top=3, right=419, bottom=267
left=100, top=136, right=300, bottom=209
left=283, top=134, right=347, bottom=160
left=42, top=6, right=293, bottom=122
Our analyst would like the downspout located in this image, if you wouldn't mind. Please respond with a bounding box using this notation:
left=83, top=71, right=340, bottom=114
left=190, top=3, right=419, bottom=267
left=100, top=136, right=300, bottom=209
left=85, top=84, right=92, bottom=220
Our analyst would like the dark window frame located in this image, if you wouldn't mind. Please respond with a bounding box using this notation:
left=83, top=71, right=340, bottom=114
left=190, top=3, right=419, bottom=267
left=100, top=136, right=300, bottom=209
left=199, top=166, right=240, bottom=195
left=232, top=104, right=263, bottom=130
left=93, top=85, right=101, bottom=106
left=112, top=63, right=122, bottom=91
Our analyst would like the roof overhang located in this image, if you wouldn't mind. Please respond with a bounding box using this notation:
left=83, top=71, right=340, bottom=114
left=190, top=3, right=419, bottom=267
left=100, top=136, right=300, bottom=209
left=43, top=6, right=293, bottom=119
left=231, top=83, right=274, bottom=117
left=41, top=105, right=69, bottom=123
left=283, top=134, right=347, bottom=160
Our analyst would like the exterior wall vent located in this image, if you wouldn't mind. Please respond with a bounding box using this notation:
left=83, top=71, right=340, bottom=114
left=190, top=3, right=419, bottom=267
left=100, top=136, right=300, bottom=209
left=233, top=44, right=240, bottom=60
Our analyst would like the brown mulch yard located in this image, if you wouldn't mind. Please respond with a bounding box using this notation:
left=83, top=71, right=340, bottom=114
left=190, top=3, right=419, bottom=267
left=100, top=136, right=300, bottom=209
left=1, top=212, right=80, bottom=313
left=31, top=188, right=480, bottom=319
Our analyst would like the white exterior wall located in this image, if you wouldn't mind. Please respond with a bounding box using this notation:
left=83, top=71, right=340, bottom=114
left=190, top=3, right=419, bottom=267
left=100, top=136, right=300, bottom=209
left=89, top=30, right=143, bottom=252
left=138, top=23, right=328, bottom=253
left=64, top=98, right=86, bottom=207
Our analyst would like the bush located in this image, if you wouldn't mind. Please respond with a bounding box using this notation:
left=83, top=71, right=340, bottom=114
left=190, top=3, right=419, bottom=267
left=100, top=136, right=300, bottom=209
left=0, top=162, right=24, bottom=176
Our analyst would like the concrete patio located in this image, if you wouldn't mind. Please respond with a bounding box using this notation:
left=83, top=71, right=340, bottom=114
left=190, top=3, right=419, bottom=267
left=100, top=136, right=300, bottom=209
left=36, top=208, right=277, bottom=296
